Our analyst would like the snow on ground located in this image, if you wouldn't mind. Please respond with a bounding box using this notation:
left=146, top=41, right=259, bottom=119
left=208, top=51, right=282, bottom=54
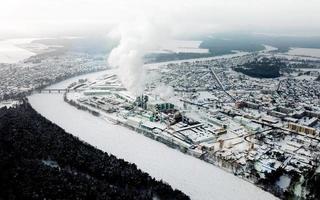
left=294, top=75, right=316, bottom=80
left=0, top=37, right=66, bottom=64
left=274, top=53, right=320, bottom=62
left=0, top=39, right=36, bottom=63
left=0, top=100, right=19, bottom=108
left=145, top=51, right=249, bottom=70
left=29, top=93, right=278, bottom=200
left=28, top=70, right=278, bottom=200
left=45, top=70, right=112, bottom=89
left=262, top=45, right=278, bottom=52
left=287, top=48, right=320, bottom=58
left=157, top=40, right=209, bottom=54
left=299, top=68, right=320, bottom=72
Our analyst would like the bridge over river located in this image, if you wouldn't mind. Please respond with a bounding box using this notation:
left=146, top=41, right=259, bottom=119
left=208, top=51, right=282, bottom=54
left=35, top=88, right=85, bottom=93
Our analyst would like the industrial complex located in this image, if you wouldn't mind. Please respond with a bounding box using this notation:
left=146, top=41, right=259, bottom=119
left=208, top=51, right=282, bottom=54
left=61, top=49, right=320, bottom=198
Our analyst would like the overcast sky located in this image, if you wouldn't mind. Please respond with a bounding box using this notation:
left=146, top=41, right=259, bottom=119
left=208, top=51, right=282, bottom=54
left=1, top=0, right=320, bottom=38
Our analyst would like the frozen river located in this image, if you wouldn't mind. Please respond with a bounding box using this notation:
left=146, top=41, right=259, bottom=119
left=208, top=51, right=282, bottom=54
left=28, top=67, right=278, bottom=200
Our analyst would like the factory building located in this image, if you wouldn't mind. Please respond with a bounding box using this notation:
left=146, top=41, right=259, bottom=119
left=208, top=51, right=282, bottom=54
left=151, top=102, right=175, bottom=112
left=83, top=90, right=111, bottom=96
left=244, top=101, right=260, bottom=109
left=303, top=117, right=318, bottom=127
left=135, top=95, right=175, bottom=113
left=288, top=123, right=316, bottom=135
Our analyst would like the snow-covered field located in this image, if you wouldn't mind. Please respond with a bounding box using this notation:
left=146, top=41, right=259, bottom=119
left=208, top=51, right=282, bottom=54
left=155, top=40, right=209, bottom=54
left=0, top=37, right=63, bottom=64
left=28, top=69, right=278, bottom=200
left=0, top=39, right=36, bottom=63
left=287, top=48, right=320, bottom=58
left=262, top=45, right=278, bottom=52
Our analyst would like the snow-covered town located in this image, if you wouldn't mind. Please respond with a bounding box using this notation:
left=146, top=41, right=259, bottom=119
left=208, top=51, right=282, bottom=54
left=60, top=49, right=320, bottom=198
left=0, top=52, right=107, bottom=101
left=2, top=1, right=320, bottom=200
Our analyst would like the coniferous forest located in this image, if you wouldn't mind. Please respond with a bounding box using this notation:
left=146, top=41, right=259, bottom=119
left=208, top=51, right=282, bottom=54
left=0, top=101, right=189, bottom=200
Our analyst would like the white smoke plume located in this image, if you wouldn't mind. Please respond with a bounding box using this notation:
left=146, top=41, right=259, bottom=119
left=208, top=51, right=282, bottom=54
left=153, top=84, right=175, bottom=100
left=108, top=18, right=169, bottom=96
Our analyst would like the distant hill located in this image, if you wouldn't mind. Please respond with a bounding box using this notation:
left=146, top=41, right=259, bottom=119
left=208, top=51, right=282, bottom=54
left=0, top=101, right=189, bottom=200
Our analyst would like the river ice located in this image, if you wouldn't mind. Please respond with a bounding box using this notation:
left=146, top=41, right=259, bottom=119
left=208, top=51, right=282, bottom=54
left=28, top=69, right=278, bottom=200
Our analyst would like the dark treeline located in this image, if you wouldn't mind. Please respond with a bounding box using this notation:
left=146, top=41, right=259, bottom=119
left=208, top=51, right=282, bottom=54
left=200, top=33, right=320, bottom=53
left=0, top=101, right=189, bottom=200
left=233, top=57, right=283, bottom=78
left=145, top=52, right=212, bottom=63
left=200, top=37, right=265, bottom=55
left=307, top=173, right=320, bottom=200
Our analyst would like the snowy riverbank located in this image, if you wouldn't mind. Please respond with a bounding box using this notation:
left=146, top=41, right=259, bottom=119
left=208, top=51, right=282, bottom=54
left=28, top=68, right=278, bottom=200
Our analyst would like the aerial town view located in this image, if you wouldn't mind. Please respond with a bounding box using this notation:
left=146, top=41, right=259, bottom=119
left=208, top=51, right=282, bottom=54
left=1, top=0, right=320, bottom=200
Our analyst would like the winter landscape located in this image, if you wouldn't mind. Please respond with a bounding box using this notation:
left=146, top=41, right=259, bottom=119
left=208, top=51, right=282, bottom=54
left=1, top=0, right=320, bottom=200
